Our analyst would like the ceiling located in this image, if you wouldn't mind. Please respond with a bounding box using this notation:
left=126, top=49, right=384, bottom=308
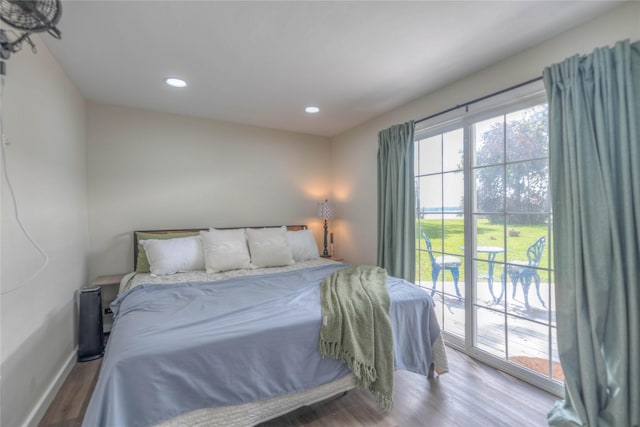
left=39, top=1, right=621, bottom=137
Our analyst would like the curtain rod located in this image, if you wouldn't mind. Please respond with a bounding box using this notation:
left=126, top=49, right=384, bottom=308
left=414, top=76, right=543, bottom=125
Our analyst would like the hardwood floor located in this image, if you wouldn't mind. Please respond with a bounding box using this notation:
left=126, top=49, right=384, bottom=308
left=39, top=347, right=557, bottom=427
left=39, top=357, right=101, bottom=427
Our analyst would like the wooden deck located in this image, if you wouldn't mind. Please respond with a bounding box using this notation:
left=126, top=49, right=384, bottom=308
left=419, top=280, right=563, bottom=382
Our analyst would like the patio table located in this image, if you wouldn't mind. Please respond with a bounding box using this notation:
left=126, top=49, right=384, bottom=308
left=463, top=246, right=505, bottom=302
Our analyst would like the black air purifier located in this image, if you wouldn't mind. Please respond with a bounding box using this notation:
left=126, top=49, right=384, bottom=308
left=78, top=286, right=105, bottom=362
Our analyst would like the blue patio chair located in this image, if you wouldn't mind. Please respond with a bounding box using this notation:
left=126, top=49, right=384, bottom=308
left=422, top=233, right=462, bottom=298
left=500, top=236, right=546, bottom=309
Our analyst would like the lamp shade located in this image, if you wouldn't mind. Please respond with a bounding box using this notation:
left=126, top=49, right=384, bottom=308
left=317, top=200, right=335, bottom=220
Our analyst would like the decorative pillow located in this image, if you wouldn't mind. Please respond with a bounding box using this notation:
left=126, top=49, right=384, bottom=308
left=139, top=236, right=205, bottom=276
left=200, top=228, right=252, bottom=273
left=135, top=231, right=199, bottom=273
left=286, top=229, right=319, bottom=261
left=246, top=226, right=295, bottom=268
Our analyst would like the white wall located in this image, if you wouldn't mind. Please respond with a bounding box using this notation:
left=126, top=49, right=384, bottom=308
left=330, top=1, right=640, bottom=266
left=0, top=37, right=89, bottom=427
left=87, top=103, right=331, bottom=279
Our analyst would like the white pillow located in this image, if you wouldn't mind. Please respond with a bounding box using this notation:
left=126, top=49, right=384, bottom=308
left=200, top=228, right=251, bottom=273
left=246, top=227, right=295, bottom=268
left=286, top=229, right=320, bottom=261
left=139, top=236, right=205, bottom=276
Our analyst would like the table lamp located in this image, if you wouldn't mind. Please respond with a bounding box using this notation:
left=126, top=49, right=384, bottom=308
left=317, top=199, right=335, bottom=257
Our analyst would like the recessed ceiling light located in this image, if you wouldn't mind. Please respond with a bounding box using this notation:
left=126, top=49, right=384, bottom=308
left=305, top=106, right=320, bottom=114
left=164, top=77, right=187, bottom=88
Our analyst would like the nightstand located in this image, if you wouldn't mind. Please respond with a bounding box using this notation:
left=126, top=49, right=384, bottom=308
left=326, top=256, right=344, bottom=262
left=92, top=274, right=126, bottom=333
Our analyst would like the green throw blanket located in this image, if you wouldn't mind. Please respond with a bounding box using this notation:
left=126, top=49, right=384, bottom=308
left=318, top=265, right=394, bottom=410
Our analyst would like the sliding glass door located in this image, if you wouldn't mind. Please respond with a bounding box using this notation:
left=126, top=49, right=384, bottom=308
left=415, top=87, right=562, bottom=393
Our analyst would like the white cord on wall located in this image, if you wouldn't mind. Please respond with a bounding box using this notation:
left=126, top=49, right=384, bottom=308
left=0, top=69, right=50, bottom=296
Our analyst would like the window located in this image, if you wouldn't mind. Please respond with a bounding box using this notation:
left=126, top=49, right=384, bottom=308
left=415, top=81, right=562, bottom=393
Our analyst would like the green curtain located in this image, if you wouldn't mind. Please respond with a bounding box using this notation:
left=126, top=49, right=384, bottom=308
left=377, top=121, right=415, bottom=282
left=544, top=39, right=640, bottom=427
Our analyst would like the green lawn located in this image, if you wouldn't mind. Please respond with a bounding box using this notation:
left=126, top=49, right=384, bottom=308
left=415, top=218, right=551, bottom=284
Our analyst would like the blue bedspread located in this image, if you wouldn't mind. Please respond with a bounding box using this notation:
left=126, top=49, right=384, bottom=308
left=82, top=264, right=442, bottom=427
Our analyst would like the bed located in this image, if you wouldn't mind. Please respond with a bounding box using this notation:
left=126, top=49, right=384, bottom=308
left=82, top=226, right=448, bottom=427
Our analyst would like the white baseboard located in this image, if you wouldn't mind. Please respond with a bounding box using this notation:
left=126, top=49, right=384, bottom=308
left=22, top=347, right=77, bottom=427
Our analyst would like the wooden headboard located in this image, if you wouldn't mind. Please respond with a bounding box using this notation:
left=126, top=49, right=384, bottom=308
left=133, top=225, right=308, bottom=270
